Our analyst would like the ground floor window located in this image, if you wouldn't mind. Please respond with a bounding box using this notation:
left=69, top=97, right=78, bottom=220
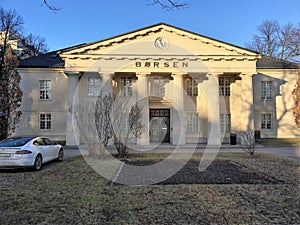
left=261, top=113, right=272, bottom=130
left=186, top=113, right=199, bottom=134
left=88, top=77, right=101, bottom=96
left=40, top=113, right=51, bottom=130
left=220, top=114, right=231, bottom=133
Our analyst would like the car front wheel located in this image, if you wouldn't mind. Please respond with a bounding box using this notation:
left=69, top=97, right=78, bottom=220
left=33, top=154, right=42, bottom=171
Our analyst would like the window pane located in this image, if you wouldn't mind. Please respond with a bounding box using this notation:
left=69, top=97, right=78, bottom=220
left=39, top=80, right=51, bottom=100
left=261, top=81, right=272, bottom=100
left=261, top=113, right=272, bottom=130
left=186, top=113, right=199, bottom=134
left=40, top=113, right=51, bottom=130
left=120, top=76, right=132, bottom=96
left=186, top=78, right=198, bottom=96
left=219, top=77, right=231, bottom=96
left=88, top=77, right=101, bottom=96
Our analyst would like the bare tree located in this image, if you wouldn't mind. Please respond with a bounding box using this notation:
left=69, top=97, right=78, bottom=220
left=0, top=45, right=22, bottom=140
left=238, top=126, right=256, bottom=156
left=41, top=0, right=188, bottom=11
left=0, top=7, right=47, bottom=140
left=111, top=94, right=143, bottom=158
left=246, top=19, right=300, bottom=63
left=148, top=0, right=188, bottom=10
left=19, top=34, right=48, bottom=58
left=292, top=71, right=300, bottom=128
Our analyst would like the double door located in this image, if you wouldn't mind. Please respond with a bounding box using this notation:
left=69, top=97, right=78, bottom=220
left=149, top=109, right=170, bottom=143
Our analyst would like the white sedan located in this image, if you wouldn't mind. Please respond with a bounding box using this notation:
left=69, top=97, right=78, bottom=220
left=0, top=136, right=64, bottom=170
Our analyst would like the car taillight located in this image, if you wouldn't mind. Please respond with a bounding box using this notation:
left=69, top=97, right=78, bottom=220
left=15, top=150, right=32, bottom=154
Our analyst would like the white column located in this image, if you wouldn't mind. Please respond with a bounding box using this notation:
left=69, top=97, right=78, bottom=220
left=66, top=73, right=80, bottom=146
left=101, top=72, right=113, bottom=97
left=201, top=73, right=221, bottom=146
left=241, top=73, right=254, bottom=131
left=172, top=73, right=186, bottom=145
left=136, top=73, right=150, bottom=145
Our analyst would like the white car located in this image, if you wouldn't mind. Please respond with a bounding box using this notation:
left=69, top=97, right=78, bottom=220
left=0, top=136, right=64, bottom=170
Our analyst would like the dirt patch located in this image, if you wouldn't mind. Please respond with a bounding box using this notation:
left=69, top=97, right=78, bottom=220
left=111, top=160, right=282, bottom=185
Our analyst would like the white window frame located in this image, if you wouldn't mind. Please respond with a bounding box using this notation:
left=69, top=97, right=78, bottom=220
left=39, top=80, right=51, bottom=100
left=220, top=114, right=231, bottom=133
left=261, top=113, right=273, bottom=130
left=186, top=113, right=199, bottom=134
left=219, top=77, right=231, bottom=96
left=186, top=78, right=198, bottom=96
left=40, top=113, right=52, bottom=130
left=261, top=81, right=272, bottom=100
left=120, top=76, right=133, bottom=96
left=88, top=77, right=101, bottom=96
left=152, top=76, right=166, bottom=97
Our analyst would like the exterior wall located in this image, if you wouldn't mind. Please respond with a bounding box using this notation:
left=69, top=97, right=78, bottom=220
left=254, top=69, right=300, bottom=138
left=14, top=68, right=68, bottom=141
left=13, top=24, right=300, bottom=145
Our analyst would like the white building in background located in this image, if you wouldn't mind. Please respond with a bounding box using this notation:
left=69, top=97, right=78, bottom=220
left=14, top=23, right=300, bottom=146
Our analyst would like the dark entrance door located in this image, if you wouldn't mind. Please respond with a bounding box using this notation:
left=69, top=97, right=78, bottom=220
left=149, top=109, right=170, bottom=143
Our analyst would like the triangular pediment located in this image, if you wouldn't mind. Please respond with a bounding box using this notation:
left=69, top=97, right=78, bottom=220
left=60, top=23, right=260, bottom=60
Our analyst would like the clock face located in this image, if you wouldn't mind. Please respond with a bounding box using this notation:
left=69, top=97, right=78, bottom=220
left=154, top=37, right=168, bottom=50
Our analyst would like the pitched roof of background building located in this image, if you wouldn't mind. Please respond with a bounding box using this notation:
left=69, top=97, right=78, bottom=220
left=256, top=56, right=299, bottom=69
left=19, top=44, right=86, bottom=68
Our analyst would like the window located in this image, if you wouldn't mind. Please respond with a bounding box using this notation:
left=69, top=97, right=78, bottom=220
left=120, top=76, right=132, bottom=96
left=88, top=77, right=101, bottom=96
left=220, top=114, right=231, bottom=133
left=261, top=114, right=272, bottom=130
left=39, top=80, right=51, bottom=100
left=186, top=113, right=199, bottom=134
left=219, top=77, right=231, bottom=96
left=152, top=77, right=166, bottom=97
left=40, top=114, right=51, bottom=130
left=186, top=78, right=198, bottom=96
left=261, top=81, right=272, bottom=100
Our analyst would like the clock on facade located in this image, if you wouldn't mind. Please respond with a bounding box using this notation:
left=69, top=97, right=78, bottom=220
left=154, top=37, right=169, bottom=50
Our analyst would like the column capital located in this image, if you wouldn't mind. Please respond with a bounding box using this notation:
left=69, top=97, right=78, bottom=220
left=136, top=72, right=149, bottom=78
left=100, top=72, right=114, bottom=78
left=64, top=71, right=83, bottom=76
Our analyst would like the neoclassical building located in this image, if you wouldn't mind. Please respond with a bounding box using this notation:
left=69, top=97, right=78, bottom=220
left=15, top=23, right=300, bottom=146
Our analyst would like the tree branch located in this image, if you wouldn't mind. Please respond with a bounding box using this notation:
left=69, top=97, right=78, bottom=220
left=41, top=0, right=60, bottom=12
left=149, top=0, right=188, bottom=10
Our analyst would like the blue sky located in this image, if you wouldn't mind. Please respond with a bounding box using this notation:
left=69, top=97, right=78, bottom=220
left=1, top=0, right=300, bottom=51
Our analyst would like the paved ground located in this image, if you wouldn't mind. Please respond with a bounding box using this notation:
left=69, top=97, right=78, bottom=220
left=64, top=145, right=300, bottom=159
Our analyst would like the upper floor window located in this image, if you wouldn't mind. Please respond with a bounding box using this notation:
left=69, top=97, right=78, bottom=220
left=186, top=113, right=199, bottom=134
left=40, top=113, right=51, bottom=130
left=120, top=76, right=132, bottom=96
left=186, top=78, right=198, bottom=96
left=219, top=77, right=231, bottom=96
left=261, top=113, right=272, bottom=130
left=39, top=80, right=51, bottom=100
left=152, top=76, right=166, bottom=97
left=261, top=81, right=272, bottom=100
left=88, top=77, right=101, bottom=96
left=220, top=114, right=231, bottom=133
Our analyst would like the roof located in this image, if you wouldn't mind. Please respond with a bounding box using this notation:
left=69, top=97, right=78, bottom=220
left=19, top=44, right=86, bottom=68
left=18, top=23, right=298, bottom=70
left=19, top=51, right=65, bottom=68
left=59, top=22, right=260, bottom=56
left=257, top=56, right=299, bottom=69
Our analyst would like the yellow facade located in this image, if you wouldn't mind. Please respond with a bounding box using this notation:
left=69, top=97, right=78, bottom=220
left=15, top=23, right=300, bottom=145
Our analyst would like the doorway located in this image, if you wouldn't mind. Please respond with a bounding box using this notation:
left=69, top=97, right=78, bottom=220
left=149, top=109, right=170, bottom=143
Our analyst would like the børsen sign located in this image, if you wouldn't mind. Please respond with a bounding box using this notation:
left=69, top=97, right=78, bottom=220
left=135, top=61, right=189, bottom=68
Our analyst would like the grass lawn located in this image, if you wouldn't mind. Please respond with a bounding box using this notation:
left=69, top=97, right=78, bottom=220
left=0, top=153, right=299, bottom=224
left=258, top=138, right=300, bottom=147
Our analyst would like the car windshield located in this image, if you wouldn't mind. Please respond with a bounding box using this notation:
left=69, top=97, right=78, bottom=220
left=0, top=137, right=33, bottom=147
